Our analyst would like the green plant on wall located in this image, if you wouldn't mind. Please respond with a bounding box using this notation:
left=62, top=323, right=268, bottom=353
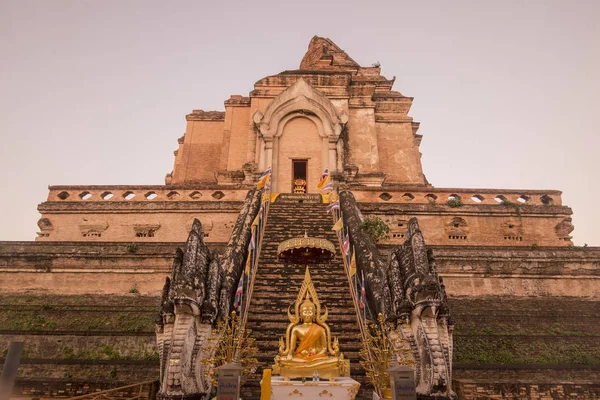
left=446, top=198, right=463, bottom=208
left=501, top=198, right=522, bottom=218
left=128, top=284, right=139, bottom=294
left=360, top=216, right=390, bottom=243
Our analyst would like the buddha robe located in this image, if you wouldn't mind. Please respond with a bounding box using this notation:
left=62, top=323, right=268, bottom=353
left=295, top=324, right=326, bottom=361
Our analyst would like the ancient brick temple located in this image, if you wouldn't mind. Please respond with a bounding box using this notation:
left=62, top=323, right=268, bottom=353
left=1, top=37, right=599, bottom=399
left=36, top=37, right=574, bottom=247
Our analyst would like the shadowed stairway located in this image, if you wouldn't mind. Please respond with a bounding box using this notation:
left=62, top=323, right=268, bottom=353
left=242, top=195, right=370, bottom=399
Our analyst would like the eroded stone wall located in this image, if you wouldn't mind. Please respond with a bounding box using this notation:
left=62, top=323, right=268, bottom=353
left=35, top=186, right=573, bottom=246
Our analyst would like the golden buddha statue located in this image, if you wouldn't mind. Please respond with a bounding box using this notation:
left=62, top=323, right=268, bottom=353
left=273, top=268, right=348, bottom=381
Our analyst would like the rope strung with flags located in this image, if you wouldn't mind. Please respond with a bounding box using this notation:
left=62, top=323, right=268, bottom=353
left=319, top=168, right=367, bottom=326
left=234, top=167, right=272, bottom=316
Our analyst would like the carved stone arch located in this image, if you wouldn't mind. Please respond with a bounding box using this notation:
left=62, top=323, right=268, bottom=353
left=275, top=113, right=325, bottom=138
left=253, top=78, right=347, bottom=141
left=252, top=78, right=348, bottom=191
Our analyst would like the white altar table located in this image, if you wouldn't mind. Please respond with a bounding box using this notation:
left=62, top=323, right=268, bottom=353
left=268, top=376, right=360, bottom=400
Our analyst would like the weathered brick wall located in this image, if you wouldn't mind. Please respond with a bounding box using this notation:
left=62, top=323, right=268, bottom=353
left=455, top=379, right=600, bottom=400
left=224, top=102, right=252, bottom=171
left=375, top=122, right=425, bottom=184
left=0, top=294, right=160, bottom=399
left=2, top=290, right=599, bottom=398
left=37, top=186, right=249, bottom=242
left=2, top=242, right=597, bottom=297
left=450, top=297, right=600, bottom=399
left=0, top=242, right=180, bottom=295
left=172, top=113, right=225, bottom=183
left=35, top=186, right=573, bottom=246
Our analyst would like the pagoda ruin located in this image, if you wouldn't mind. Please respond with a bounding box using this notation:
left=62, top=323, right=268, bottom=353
left=1, top=36, right=599, bottom=400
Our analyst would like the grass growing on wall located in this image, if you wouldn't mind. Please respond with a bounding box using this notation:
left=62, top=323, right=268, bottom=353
left=0, top=294, right=158, bottom=332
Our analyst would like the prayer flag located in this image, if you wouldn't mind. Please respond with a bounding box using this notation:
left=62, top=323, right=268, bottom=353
left=342, top=234, right=350, bottom=256
left=317, top=175, right=331, bottom=190
left=256, top=167, right=272, bottom=189
left=321, top=182, right=333, bottom=194
left=332, top=217, right=343, bottom=232
left=329, top=191, right=338, bottom=203
left=249, top=229, right=256, bottom=250
left=359, top=274, right=366, bottom=309
left=320, top=168, right=330, bottom=181
left=245, top=252, right=251, bottom=275
left=233, top=274, right=244, bottom=310
left=326, top=200, right=340, bottom=213
left=258, top=204, right=264, bottom=219
left=262, top=192, right=270, bottom=203
left=349, top=250, right=357, bottom=277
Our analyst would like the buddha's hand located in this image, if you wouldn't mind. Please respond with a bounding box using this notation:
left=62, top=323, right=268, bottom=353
left=301, top=350, right=309, bottom=357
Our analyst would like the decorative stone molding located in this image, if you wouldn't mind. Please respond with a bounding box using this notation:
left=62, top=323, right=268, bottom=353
left=79, top=222, right=108, bottom=238
left=354, top=172, right=386, bottom=187
left=156, top=190, right=262, bottom=399
left=133, top=223, right=160, bottom=238
left=252, top=78, right=348, bottom=191
left=253, top=78, right=347, bottom=141
left=340, top=191, right=455, bottom=398
left=37, top=218, right=54, bottom=231
left=446, top=217, right=469, bottom=239
left=215, top=170, right=245, bottom=185
left=241, top=162, right=258, bottom=185
left=555, top=218, right=574, bottom=242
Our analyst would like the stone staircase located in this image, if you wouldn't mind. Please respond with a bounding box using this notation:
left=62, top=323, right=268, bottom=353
left=242, top=195, right=369, bottom=399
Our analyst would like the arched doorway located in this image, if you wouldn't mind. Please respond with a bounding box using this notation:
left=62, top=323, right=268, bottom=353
left=277, top=117, right=322, bottom=193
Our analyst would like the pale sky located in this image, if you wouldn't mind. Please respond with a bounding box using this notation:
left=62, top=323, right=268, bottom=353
left=1, top=0, right=598, bottom=244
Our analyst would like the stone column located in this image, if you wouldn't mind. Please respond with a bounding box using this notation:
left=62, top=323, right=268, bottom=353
left=321, top=137, right=329, bottom=173
left=258, top=137, right=266, bottom=171
left=328, top=139, right=338, bottom=172
left=336, top=138, right=344, bottom=172
left=271, top=137, right=278, bottom=192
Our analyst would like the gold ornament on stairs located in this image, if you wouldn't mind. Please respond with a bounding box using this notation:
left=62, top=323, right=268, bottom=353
left=273, top=268, right=348, bottom=381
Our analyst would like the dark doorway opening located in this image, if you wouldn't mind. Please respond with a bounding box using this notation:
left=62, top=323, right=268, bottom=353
left=292, top=160, right=308, bottom=193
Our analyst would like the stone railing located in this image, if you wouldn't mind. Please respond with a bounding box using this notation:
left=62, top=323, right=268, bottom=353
left=350, top=187, right=564, bottom=206
left=47, top=186, right=564, bottom=207
left=46, top=186, right=250, bottom=203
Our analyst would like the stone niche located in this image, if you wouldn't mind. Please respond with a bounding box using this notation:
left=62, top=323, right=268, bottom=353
left=133, top=223, right=161, bottom=238
left=79, top=222, right=109, bottom=238
left=37, top=217, right=54, bottom=238
left=446, top=217, right=469, bottom=241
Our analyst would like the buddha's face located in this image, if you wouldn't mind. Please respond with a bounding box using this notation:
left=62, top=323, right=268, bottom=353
left=300, top=302, right=315, bottom=323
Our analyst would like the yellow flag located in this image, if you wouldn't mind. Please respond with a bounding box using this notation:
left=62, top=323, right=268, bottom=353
left=245, top=253, right=251, bottom=274
left=349, top=250, right=356, bottom=277
left=329, top=191, right=338, bottom=204
left=256, top=174, right=270, bottom=190
left=321, top=193, right=329, bottom=203
left=332, top=217, right=343, bottom=232
left=317, top=175, right=331, bottom=190
left=270, top=193, right=280, bottom=203
left=261, top=192, right=270, bottom=203
left=251, top=215, right=259, bottom=227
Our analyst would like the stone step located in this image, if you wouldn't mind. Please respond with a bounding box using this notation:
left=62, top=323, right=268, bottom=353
left=243, top=201, right=366, bottom=398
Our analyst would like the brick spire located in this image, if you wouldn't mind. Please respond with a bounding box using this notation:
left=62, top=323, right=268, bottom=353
left=299, top=36, right=360, bottom=71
